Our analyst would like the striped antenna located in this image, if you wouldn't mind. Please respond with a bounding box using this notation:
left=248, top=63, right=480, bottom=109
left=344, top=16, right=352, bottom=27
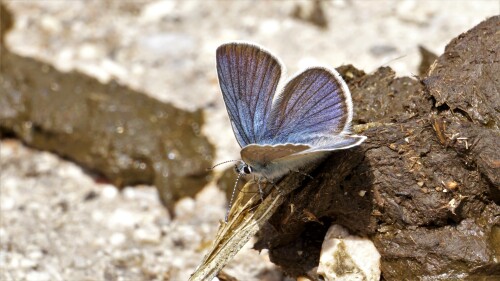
left=207, top=159, right=241, bottom=171
left=225, top=171, right=244, bottom=222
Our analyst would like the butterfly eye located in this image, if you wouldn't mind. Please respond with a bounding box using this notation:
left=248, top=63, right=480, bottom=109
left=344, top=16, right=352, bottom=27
left=243, top=165, right=252, bottom=174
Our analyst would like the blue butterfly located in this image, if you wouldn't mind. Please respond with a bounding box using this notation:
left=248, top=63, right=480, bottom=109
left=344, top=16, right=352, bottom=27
left=216, top=42, right=366, bottom=182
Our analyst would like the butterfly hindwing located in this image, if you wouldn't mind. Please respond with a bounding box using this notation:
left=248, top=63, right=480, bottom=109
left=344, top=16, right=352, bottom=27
left=216, top=43, right=282, bottom=147
left=263, top=68, right=353, bottom=145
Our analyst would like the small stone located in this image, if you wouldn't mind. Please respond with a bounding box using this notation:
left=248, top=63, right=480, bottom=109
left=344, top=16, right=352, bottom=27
left=28, top=250, right=44, bottom=260
left=175, top=197, right=196, bottom=217
left=110, top=232, right=127, bottom=246
left=112, top=249, right=144, bottom=267
left=78, top=43, right=101, bottom=60
left=91, top=210, right=105, bottom=222
left=259, top=19, right=280, bottom=35
left=26, top=271, right=51, bottom=281
left=20, top=257, right=37, bottom=268
left=101, top=185, right=118, bottom=199
left=73, top=256, right=90, bottom=269
left=140, top=1, right=175, bottom=22
left=40, top=16, right=61, bottom=33
left=108, top=208, right=140, bottom=228
left=1, top=197, right=15, bottom=210
left=133, top=225, right=161, bottom=244
left=123, top=187, right=137, bottom=199
left=101, top=59, right=128, bottom=79
left=446, top=180, right=459, bottom=191
left=318, top=225, right=381, bottom=281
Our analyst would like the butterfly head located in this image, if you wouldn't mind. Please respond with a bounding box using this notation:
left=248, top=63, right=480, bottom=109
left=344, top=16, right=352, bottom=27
left=235, top=162, right=252, bottom=175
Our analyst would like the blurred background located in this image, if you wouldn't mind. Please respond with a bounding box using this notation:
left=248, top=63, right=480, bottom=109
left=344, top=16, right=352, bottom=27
left=1, top=1, right=498, bottom=280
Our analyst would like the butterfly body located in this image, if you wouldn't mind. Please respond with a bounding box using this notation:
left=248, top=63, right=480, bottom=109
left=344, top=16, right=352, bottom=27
left=216, top=42, right=366, bottom=182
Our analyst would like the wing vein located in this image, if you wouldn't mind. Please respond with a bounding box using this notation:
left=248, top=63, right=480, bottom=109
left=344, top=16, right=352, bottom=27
left=274, top=73, right=330, bottom=134
left=227, top=48, right=250, bottom=145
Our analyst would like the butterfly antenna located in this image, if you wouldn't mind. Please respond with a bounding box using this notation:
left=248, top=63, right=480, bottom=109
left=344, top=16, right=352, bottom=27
left=207, top=159, right=241, bottom=171
left=369, top=54, right=408, bottom=73
left=225, top=171, right=243, bottom=222
left=383, top=54, right=407, bottom=66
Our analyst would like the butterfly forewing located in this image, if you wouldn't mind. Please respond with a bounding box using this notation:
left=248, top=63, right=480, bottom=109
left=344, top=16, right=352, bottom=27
left=263, top=68, right=352, bottom=144
left=240, top=144, right=310, bottom=168
left=216, top=43, right=282, bottom=147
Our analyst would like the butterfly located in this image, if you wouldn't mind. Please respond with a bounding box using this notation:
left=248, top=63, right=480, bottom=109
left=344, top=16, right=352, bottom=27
left=216, top=42, right=366, bottom=183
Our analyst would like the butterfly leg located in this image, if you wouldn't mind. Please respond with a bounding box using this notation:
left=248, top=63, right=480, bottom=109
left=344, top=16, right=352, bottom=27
left=256, top=176, right=265, bottom=201
left=291, top=169, right=314, bottom=179
left=265, top=178, right=284, bottom=196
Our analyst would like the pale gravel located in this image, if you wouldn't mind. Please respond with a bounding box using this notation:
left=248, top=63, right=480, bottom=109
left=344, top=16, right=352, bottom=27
left=0, top=140, right=282, bottom=281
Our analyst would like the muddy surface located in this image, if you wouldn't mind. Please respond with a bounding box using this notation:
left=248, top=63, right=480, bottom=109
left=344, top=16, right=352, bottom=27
left=0, top=46, right=214, bottom=214
left=345, top=65, right=432, bottom=124
left=255, top=16, right=500, bottom=280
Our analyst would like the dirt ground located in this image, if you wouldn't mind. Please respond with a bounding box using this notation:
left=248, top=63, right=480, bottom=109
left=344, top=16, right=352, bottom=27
left=1, top=1, right=498, bottom=280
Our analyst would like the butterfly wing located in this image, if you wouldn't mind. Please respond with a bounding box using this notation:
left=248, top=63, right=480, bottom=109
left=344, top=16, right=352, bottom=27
left=241, top=135, right=365, bottom=180
left=263, top=67, right=355, bottom=145
left=216, top=43, right=283, bottom=147
left=241, top=143, right=310, bottom=167
left=240, top=144, right=312, bottom=180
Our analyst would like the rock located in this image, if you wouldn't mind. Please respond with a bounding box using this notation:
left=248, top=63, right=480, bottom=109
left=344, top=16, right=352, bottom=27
left=318, top=225, right=380, bottom=281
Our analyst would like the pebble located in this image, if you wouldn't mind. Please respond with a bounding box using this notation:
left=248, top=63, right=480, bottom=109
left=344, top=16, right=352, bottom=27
left=72, top=256, right=90, bottom=269
left=140, top=1, right=176, bottom=22
left=139, top=33, right=195, bottom=56
left=318, top=224, right=381, bottom=281
left=28, top=250, right=44, bottom=260
left=0, top=228, right=7, bottom=240
left=102, top=58, right=128, bottom=79
left=1, top=197, right=15, bottom=210
left=40, top=16, right=61, bottom=33
left=78, top=43, right=101, bottom=60
left=112, top=249, right=144, bottom=267
left=101, top=185, right=118, bottom=199
left=133, top=225, right=161, bottom=244
left=259, top=19, right=280, bottom=35
left=26, top=271, right=51, bottom=281
left=20, top=257, right=38, bottom=268
left=108, top=208, right=141, bottom=228
left=175, top=197, right=195, bottom=218
left=110, top=232, right=127, bottom=246
left=91, top=210, right=104, bottom=222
